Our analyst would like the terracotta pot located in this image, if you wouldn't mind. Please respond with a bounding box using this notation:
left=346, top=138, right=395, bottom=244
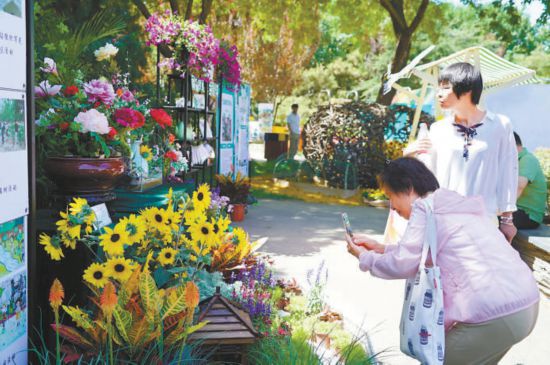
left=44, top=157, right=125, bottom=195
left=231, top=203, right=246, bottom=222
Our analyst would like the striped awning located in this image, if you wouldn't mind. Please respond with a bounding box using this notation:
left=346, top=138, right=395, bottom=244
left=414, top=46, right=541, bottom=92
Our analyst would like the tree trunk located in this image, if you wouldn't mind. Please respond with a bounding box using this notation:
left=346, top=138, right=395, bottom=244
left=185, top=0, right=194, bottom=20
left=376, top=31, right=412, bottom=105
left=199, top=0, right=213, bottom=24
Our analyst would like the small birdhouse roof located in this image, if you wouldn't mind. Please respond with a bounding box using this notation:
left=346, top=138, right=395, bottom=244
left=188, top=287, right=259, bottom=345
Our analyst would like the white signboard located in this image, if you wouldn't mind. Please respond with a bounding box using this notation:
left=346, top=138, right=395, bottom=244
left=0, top=1, right=28, bottom=362
left=0, top=0, right=26, bottom=90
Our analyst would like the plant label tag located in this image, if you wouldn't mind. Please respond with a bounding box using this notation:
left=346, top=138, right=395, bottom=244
left=92, top=204, right=112, bottom=229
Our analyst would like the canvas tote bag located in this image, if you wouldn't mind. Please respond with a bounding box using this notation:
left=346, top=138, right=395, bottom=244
left=399, top=196, right=445, bottom=364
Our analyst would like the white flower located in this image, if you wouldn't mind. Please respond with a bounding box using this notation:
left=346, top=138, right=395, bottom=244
left=74, top=109, right=110, bottom=134
left=35, top=80, right=61, bottom=97
left=40, top=57, right=57, bottom=74
left=94, top=43, right=119, bottom=61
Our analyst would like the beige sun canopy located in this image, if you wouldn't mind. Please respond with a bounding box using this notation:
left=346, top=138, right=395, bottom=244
left=389, top=46, right=540, bottom=141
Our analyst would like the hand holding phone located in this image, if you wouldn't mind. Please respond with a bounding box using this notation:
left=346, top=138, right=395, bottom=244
left=341, top=213, right=353, bottom=238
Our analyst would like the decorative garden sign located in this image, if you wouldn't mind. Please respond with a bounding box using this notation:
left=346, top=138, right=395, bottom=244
left=0, top=0, right=29, bottom=363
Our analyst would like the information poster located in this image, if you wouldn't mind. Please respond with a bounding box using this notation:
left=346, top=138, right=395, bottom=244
left=235, top=84, right=251, bottom=176
left=257, top=103, right=273, bottom=133
left=0, top=0, right=28, bottom=362
left=0, top=0, right=26, bottom=90
left=0, top=91, right=28, bottom=223
left=217, top=83, right=235, bottom=177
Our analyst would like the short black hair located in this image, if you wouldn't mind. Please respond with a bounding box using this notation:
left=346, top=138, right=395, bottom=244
left=378, top=157, right=440, bottom=197
left=438, top=62, right=483, bottom=104
left=513, top=132, right=522, bottom=146
left=291, top=104, right=299, bottom=108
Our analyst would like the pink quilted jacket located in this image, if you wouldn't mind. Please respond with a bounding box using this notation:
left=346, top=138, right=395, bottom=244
left=358, top=188, right=540, bottom=330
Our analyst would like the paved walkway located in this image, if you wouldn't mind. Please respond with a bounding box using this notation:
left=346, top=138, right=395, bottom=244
left=238, top=198, right=550, bottom=364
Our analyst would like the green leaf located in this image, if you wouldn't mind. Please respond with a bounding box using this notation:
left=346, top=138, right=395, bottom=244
left=113, top=306, right=133, bottom=344
left=161, top=286, right=188, bottom=320
left=153, top=267, right=171, bottom=288
left=139, top=271, right=160, bottom=324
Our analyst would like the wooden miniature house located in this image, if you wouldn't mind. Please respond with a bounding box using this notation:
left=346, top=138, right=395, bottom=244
left=189, top=287, right=259, bottom=364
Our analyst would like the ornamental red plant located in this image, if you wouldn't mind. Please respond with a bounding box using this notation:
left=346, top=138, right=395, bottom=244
left=113, top=107, right=145, bottom=129
left=63, top=85, right=79, bottom=97
left=150, top=108, right=173, bottom=129
left=107, top=127, right=117, bottom=139
left=164, top=150, right=178, bottom=162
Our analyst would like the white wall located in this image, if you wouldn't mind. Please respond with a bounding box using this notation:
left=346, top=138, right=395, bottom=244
left=483, top=84, right=550, bottom=151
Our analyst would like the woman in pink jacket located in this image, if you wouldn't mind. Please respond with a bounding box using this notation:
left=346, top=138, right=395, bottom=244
left=346, top=157, right=539, bottom=364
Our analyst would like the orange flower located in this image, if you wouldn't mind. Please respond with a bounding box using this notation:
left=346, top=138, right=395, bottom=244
left=49, top=278, right=64, bottom=311
left=168, top=133, right=175, bottom=143
left=100, top=282, right=118, bottom=319
left=116, top=88, right=124, bottom=97
left=184, top=281, right=200, bottom=309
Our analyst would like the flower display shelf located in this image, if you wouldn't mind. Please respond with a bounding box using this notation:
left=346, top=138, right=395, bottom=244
left=189, top=287, right=259, bottom=364
left=155, top=47, right=219, bottom=188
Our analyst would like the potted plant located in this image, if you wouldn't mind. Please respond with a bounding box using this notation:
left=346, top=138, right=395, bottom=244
left=34, top=55, right=163, bottom=200
left=215, top=173, right=251, bottom=222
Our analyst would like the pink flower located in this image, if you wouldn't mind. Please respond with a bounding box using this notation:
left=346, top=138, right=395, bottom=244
left=35, top=80, right=62, bottom=98
left=120, top=89, right=135, bottom=102
left=74, top=109, right=110, bottom=134
left=83, top=79, right=116, bottom=105
left=113, top=108, right=145, bottom=129
left=40, top=57, right=58, bottom=75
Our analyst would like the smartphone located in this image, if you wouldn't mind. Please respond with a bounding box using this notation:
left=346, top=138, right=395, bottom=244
left=341, top=213, right=353, bottom=237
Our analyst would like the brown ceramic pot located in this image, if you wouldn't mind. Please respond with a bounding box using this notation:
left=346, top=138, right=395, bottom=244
left=44, top=157, right=125, bottom=194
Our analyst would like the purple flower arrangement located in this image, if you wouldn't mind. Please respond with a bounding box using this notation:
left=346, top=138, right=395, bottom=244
left=209, top=187, right=230, bottom=211
left=231, top=259, right=276, bottom=321
left=144, top=11, right=242, bottom=88
left=218, top=41, right=241, bottom=91
left=145, top=10, right=182, bottom=47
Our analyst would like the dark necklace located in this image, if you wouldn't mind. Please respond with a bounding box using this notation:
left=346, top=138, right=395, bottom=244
left=452, top=122, right=483, bottom=161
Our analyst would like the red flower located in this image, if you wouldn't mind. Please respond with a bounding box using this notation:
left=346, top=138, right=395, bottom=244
left=150, top=108, right=172, bottom=129
left=63, top=85, right=79, bottom=97
left=107, top=127, right=117, bottom=139
left=168, top=133, right=175, bottom=143
left=93, top=101, right=101, bottom=108
left=59, top=122, right=70, bottom=131
left=164, top=150, right=178, bottom=162
left=113, top=108, right=145, bottom=129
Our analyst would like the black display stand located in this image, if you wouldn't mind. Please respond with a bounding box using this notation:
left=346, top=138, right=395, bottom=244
left=155, top=47, right=219, bottom=188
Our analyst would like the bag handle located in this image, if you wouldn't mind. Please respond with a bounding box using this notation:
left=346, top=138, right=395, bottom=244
left=418, top=195, right=437, bottom=269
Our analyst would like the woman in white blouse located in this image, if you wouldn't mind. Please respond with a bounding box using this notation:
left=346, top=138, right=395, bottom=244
left=404, top=62, right=518, bottom=242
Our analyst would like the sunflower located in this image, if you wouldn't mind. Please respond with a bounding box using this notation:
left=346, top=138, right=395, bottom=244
left=99, top=223, right=130, bottom=256
left=158, top=247, right=178, bottom=266
left=165, top=207, right=182, bottom=231
left=184, top=209, right=205, bottom=226
left=83, top=262, right=111, bottom=288
left=192, top=184, right=211, bottom=212
left=188, top=220, right=216, bottom=246
left=56, top=211, right=81, bottom=240
left=39, top=233, right=64, bottom=261
left=69, top=197, right=88, bottom=215
left=212, top=215, right=231, bottom=238
left=142, top=207, right=170, bottom=234
left=233, top=227, right=248, bottom=246
left=106, top=257, right=135, bottom=282
left=140, top=145, right=153, bottom=161
left=119, top=214, right=146, bottom=244
left=60, top=235, right=76, bottom=250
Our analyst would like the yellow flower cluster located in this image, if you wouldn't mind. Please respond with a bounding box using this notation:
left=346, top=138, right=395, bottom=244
left=40, top=198, right=96, bottom=261
left=40, top=184, right=258, bottom=290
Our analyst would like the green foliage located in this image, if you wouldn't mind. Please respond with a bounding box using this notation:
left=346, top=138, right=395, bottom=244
left=193, top=269, right=231, bottom=300
left=34, top=0, right=153, bottom=89
left=247, top=329, right=321, bottom=365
